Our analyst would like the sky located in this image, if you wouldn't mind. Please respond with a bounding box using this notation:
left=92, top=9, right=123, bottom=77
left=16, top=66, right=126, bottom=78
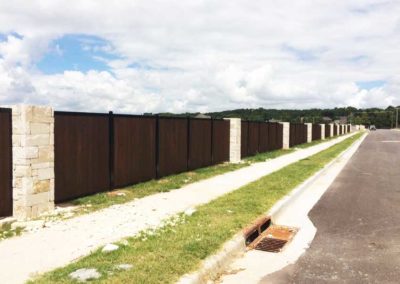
left=0, top=0, right=399, bottom=114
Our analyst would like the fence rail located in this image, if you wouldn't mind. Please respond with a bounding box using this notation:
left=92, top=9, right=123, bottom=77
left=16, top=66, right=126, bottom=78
left=241, top=121, right=283, bottom=158
left=54, top=112, right=230, bottom=203
left=0, top=108, right=13, bottom=217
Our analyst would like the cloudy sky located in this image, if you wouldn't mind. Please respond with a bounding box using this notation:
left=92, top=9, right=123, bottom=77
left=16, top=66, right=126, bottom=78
left=0, top=0, right=399, bottom=114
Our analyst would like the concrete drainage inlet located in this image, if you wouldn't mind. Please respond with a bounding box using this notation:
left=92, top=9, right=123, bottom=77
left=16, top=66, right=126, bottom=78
left=244, top=216, right=297, bottom=253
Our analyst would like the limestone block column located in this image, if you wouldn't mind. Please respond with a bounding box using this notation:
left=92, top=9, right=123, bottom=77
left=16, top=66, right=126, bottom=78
left=335, top=124, right=340, bottom=135
left=305, top=123, right=312, bottom=143
left=225, top=118, right=241, bottom=163
left=11, top=105, right=55, bottom=220
left=329, top=123, right=334, bottom=137
left=280, top=122, right=290, bottom=149
left=320, top=124, right=325, bottom=140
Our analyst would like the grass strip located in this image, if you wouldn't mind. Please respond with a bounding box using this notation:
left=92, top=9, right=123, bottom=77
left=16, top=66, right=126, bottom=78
left=69, top=149, right=293, bottom=215
left=0, top=223, right=24, bottom=241
left=33, top=132, right=363, bottom=284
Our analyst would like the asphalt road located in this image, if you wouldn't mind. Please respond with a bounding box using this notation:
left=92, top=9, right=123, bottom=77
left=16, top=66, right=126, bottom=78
left=262, top=130, right=400, bottom=284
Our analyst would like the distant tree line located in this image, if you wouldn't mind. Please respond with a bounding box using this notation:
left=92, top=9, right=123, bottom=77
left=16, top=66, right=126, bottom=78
left=154, top=106, right=399, bottom=129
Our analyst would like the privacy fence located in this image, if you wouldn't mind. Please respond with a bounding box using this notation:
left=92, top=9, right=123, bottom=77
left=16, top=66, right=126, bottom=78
left=240, top=121, right=283, bottom=158
left=1, top=104, right=357, bottom=220
left=0, top=108, right=12, bottom=217
left=289, top=123, right=307, bottom=147
left=312, top=124, right=321, bottom=141
left=325, top=124, right=331, bottom=138
left=55, top=112, right=230, bottom=203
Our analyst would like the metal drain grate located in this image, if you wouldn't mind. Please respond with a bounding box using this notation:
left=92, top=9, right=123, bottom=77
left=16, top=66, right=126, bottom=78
left=247, top=225, right=297, bottom=253
left=254, top=237, right=287, bottom=253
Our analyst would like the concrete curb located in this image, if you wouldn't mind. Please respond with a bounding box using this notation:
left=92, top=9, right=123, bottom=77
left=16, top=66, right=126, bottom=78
left=176, top=131, right=366, bottom=284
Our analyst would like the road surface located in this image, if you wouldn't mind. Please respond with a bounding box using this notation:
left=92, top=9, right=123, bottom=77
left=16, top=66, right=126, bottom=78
left=262, top=130, right=400, bottom=283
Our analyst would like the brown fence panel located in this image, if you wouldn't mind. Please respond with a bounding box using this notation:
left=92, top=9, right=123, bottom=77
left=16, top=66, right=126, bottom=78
left=241, top=121, right=249, bottom=158
left=276, top=123, right=283, bottom=149
left=325, top=124, right=331, bottom=138
left=348, top=125, right=351, bottom=132
left=312, top=124, right=321, bottom=141
left=333, top=125, right=338, bottom=136
left=259, top=122, right=269, bottom=152
left=55, top=112, right=110, bottom=203
left=158, top=118, right=188, bottom=177
left=113, top=116, right=156, bottom=188
left=188, top=119, right=212, bottom=170
left=212, top=120, right=230, bottom=164
left=0, top=108, right=12, bottom=217
left=290, top=123, right=307, bottom=147
left=247, top=122, right=260, bottom=156
left=267, top=123, right=276, bottom=151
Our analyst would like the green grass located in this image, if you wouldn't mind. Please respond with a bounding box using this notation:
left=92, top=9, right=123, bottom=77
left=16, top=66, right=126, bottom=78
left=69, top=149, right=293, bottom=215
left=0, top=223, right=24, bottom=240
left=32, top=132, right=363, bottom=284
left=295, top=136, right=337, bottom=149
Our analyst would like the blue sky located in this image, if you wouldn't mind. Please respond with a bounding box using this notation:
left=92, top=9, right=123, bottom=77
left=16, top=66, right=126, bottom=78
left=356, top=80, right=386, bottom=90
left=36, top=35, right=119, bottom=74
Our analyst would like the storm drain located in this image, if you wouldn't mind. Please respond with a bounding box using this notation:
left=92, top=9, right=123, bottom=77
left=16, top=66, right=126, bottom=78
left=254, top=237, right=287, bottom=253
left=247, top=224, right=297, bottom=253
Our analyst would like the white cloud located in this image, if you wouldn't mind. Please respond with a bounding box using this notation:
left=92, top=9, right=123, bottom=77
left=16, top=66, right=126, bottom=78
left=0, top=0, right=400, bottom=113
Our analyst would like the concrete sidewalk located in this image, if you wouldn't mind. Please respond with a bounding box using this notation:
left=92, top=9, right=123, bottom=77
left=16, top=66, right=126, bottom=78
left=0, top=133, right=357, bottom=284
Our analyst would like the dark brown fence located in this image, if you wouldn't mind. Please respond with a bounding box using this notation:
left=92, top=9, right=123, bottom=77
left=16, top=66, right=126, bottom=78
left=241, top=121, right=283, bottom=158
left=290, top=123, right=307, bottom=147
left=55, top=112, right=111, bottom=203
left=55, top=112, right=230, bottom=202
left=188, top=119, right=212, bottom=170
left=347, top=125, right=351, bottom=132
left=113, top=115, right=156, bottom=188
left=333, top=125, right=338, bottom=136
left=0, top=108, right=12, bottom=217
left=212, top=120, right=230, bottom=164
left=158, top=117, right=188, bottom=177
left=325, top=124, right=331, bottom=138
left=312, top=124, right=321, bottom=141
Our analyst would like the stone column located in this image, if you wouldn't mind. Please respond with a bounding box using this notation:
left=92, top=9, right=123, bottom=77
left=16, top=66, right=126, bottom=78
left=11, top=105, right=55, bottom=220
left=225, top=118, right=241, bottom=163
left=320, top=124, right=325, bottom=140
left=280, top=122, right=290, bottom=149
left=330, top=123, right=334, bottom=137
left=305, top=123, right=312, bottom=143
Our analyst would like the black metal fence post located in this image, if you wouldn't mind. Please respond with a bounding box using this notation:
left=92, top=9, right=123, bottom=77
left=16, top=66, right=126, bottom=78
left=187, top=116, right=191, bottom=170
left=155, top=114, right=160, bottom=179
left=108, top=111, right=114, bottom=190
left=210, top=118, right=214, bottom=164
